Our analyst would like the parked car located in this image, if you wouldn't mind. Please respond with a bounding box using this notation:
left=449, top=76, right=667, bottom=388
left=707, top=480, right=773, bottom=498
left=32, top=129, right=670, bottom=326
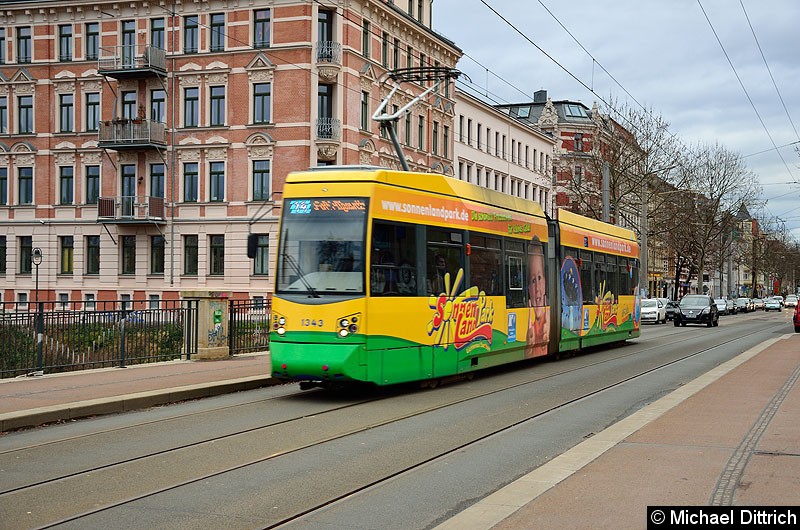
left=773, top=295, right=784, bottom=307
left=736, top=297, right=752, bottom=313
left=752, top=298, right=765, bottom=310
left=764, top=297, right=783, bottom=312
left=794, top=303, right=800, bottom=333
left=665, top=300, right=680, bottom=320
left=714, top=298, right=730, bottom=316
left=641, top=298, right=667, bottom=324
left=786, top=294, right=799, bottom=308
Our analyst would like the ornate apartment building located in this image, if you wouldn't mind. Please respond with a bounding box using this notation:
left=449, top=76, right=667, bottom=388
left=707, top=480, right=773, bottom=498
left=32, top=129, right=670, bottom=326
left=453, top=88, right=556, bottom=217
left=0, top=0, right=461, bottom=306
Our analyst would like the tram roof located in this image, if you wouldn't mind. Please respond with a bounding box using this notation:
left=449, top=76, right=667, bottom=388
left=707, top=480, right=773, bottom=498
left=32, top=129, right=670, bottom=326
left=288, top=166, right=546, bottom=219
left=557, top=208, right=638, bottom=243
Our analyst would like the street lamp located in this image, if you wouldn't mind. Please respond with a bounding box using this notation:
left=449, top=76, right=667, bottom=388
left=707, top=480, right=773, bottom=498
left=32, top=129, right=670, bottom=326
left=32, top=247, right=43, bottom=376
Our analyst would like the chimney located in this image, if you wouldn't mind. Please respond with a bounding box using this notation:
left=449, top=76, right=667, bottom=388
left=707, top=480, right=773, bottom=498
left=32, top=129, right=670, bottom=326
left=533, top=90, right=547, bottom=103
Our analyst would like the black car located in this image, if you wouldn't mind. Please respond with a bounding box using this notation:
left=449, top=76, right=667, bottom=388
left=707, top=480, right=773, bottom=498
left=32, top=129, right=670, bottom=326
left=665, top=300, right=680, bottom=320
left=674, top=295, right=719, bottom=327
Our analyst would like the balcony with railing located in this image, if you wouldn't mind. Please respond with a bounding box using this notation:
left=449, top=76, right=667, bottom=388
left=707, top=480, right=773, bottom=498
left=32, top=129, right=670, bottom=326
left=316, top=41, right=342, bottom=64
left=98, top=119, right=167, bottom=150
left=97, top=195, right=166, bottom=224
left=98, top=45, right=167, bottom=78
left=315, top=117, right=341, bottom=162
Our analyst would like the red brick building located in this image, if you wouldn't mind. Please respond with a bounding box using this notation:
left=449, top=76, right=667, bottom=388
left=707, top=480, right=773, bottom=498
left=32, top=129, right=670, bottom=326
left=0, top=0, right=461, bottom=306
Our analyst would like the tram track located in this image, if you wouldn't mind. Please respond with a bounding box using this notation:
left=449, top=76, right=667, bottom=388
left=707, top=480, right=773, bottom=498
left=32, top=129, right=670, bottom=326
left=0, top=319, right=783, bottom=529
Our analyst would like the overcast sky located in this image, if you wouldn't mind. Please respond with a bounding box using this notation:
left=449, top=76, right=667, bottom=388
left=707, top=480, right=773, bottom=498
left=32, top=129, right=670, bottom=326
left=432, top=0, right=800, bottom=241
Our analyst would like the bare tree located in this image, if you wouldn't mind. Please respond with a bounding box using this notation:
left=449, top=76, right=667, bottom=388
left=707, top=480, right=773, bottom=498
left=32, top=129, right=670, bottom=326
left=678, top=142, right=760, bottom=296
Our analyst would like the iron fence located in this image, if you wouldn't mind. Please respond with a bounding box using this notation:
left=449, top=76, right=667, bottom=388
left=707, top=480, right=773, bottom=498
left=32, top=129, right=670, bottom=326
left=0, top=299, right=198, bottom=379
left=229, top=298, right=271, bottom=355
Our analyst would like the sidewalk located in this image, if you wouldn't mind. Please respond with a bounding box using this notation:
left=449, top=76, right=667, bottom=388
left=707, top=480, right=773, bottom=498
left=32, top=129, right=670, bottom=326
left=0, top=352, right=275, bottom=432
left=437, top=332, right=800, bottom=529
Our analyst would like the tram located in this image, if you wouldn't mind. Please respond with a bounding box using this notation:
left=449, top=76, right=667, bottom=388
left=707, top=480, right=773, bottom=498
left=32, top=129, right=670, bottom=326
left=268, top=166, right=640, bottom=388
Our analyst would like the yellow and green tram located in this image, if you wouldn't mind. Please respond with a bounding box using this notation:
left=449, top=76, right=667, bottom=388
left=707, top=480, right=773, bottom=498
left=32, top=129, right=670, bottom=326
left=269, top=166, right=640, bottom=388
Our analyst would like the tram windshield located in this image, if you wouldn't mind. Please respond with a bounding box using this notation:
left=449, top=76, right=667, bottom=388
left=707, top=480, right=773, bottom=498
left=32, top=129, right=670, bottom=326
left=276, top=197, right=367, bottom=296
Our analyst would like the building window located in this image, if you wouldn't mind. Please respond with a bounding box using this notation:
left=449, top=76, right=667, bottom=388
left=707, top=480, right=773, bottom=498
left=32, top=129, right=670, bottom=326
left=150, top=163, right=165, bottom=198
left=146, top=294, right=159, bottom=309
left=0, top=168, right=7, bottom=205
left=151, top=89, right=165, bottom=123
left=574, top=166, right=582, bottom=185
left=59, top=25, right=73, bottom=61
left=209, top=161, right=225, bottom=202
left=574, top=133, right=583, bottom=151
left=210, top=86, right=225, bottom=126
left=184, top=234, right=198, bottom=275
left=60, top=236, right=74, bottom=274
left=85, top=92, right=100, bottom=131
left=253, top=83, right=271, bottom=124
left=0, top=236, right=6, bottom=274
left=18, top=167, right=33, bottom=204
left=122, top=91, right=137, bottom=120
left=210, top=235, right=225, bottom=275
left=121, top=235, right=136, bottom=275
left=121, top=20, right=136, bottom=66
left=59, top=166, right=74, bottom=205
left=183, top=162, right=198, bottom=202
left=382, top=32, right=389, bottom=67
left=150, top=18, right=165, bottom=49
left=393, top=37, right=400, bottom=69
left=85, top=293, right=96, bottom=310
left=0, top=29, right=5, bottom=64
left=17, top=27, right=31, bottom=63
left=405, top=113, right=411, bottom=145
left=18, top=95, right=33, bottom=133
left=184, top=15, right=198, bottom=53
left=86, top=235, right=100, bottom=275
left=254, top=9, right=270, bottom=48
left=59, top=94, right=74, bottom=132
left=253, top=235, right=269, bottom=276
left=86, top=165, right=100, bottom=205
left=210, top=13, right=225, bottom=51
left=432, top=121, right=439, bottom=155
left=362, top=20, right=370, bottom=58
left=317, top=84, right=333, bottom=138
left=0, top=96, right=7, bottom=133
left=360, top=91, right=369, bottom=130
left=150, top=235, right=165, bottom=275
left=417, top=0, right=424, bottom=22
left=19, top=236, right=32, bottom=274
left=418, top=115, right=424, bottom=150
left=84, top=22, right=100, bottom=61
left=443, top=125, right=450, bottom=158
left=253, top=160, right=270, bottom=200
left=184, top=87, right=198, bottom=127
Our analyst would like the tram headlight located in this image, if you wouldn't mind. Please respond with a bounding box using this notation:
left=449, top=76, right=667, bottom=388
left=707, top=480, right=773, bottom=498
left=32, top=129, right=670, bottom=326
left=278, top=316, right=286, bottom=325
left=337, top=313, right=360, bottom=338
left=277, top=327, right=286, bottom=336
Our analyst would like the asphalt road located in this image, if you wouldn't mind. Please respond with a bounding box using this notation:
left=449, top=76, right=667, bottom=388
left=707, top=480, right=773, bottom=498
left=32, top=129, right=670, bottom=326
left=0, top=311, right=787, bottom=530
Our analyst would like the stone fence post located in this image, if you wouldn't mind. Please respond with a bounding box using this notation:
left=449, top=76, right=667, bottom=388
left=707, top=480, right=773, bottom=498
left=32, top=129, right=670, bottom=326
left=181, top=290, right=230, bottom=360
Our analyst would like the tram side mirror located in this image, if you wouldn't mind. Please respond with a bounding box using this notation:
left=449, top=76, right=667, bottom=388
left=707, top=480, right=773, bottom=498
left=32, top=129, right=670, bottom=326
left=247, top=233, right=258, bottom=259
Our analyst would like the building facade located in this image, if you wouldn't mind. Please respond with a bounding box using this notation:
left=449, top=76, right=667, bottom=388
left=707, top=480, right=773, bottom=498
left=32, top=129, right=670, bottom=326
left=0, top=0, right=461, bottom=306
left=453, top=88, right=556, bottom=216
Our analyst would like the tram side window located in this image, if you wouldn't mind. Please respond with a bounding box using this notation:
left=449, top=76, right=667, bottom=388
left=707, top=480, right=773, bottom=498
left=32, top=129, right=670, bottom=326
left=505, top=239, right=526, bottom=308
left=371, top=221, right=418, bottom=296
left=426, top=228, right=464, bottom=295
left=468, top=233, right=502, bottom=296
left=619, top=259, right=631, bottom=295
left=578, top=250, right=593, bottom=304
left=606, top=255, right=618, bottom=298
